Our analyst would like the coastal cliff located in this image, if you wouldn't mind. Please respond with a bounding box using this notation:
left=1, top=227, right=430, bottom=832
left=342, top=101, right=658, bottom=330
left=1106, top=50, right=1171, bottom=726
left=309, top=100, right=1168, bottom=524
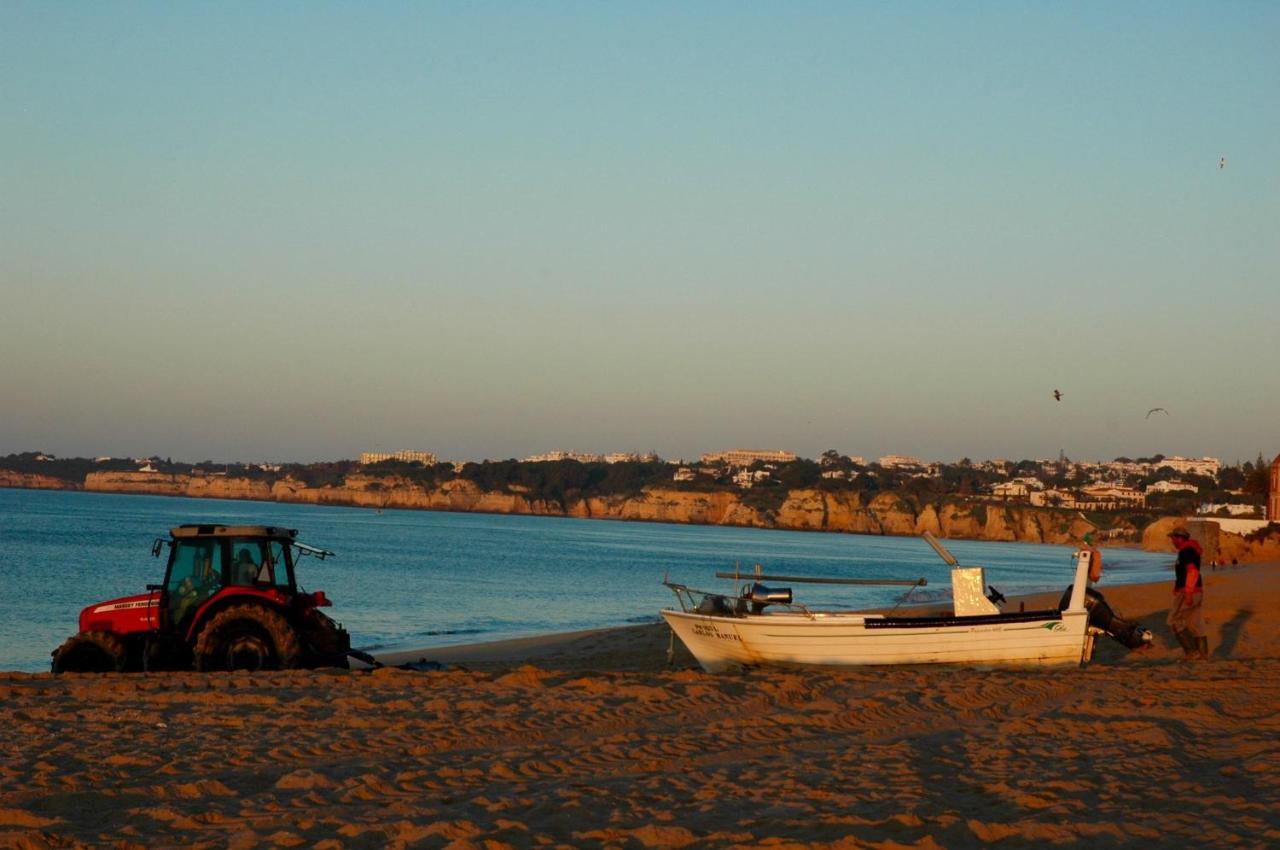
left=69, top=471, right=1099, bottom=545
left=10, top=469, right=1271, bottom=556
left=0, top=471, right=77, bottom=490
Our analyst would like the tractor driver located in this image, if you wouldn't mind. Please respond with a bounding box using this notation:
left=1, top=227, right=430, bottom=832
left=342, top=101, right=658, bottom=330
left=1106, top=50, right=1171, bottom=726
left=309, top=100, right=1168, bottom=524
left=173, top=553, right=219, bottom=624
left=234, top=548, right=260, bottom=585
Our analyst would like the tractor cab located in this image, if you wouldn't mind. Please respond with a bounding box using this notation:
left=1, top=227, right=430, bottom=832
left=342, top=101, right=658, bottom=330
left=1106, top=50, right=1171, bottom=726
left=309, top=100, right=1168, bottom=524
left=159, top=525, right=302, bottom=633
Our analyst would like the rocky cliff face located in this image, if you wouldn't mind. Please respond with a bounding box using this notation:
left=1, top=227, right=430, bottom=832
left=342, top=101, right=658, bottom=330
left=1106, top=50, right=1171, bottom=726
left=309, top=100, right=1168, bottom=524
left=39, top=471, right=1106, bottom=546
left=85, top=471, right=273, bottom=500
left=15, top=467, right=1273, bottom=556
left=0, top=471, right=76, bottom=490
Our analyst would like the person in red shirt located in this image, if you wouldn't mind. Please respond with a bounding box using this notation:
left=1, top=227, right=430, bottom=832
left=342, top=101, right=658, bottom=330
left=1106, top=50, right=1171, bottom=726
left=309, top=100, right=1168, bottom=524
left=1166, top=527, right=1207, bottom=661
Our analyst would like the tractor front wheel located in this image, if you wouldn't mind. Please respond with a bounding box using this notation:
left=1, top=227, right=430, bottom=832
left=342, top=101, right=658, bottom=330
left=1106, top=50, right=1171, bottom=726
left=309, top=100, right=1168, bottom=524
left=52, top=631, right=127, bottom=674
left=193, top=604, right=302, bottom=672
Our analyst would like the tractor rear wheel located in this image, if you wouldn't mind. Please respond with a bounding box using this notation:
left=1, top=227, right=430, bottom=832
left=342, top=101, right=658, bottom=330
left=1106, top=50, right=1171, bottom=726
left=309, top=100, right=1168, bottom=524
left=51, top=631, right=127, bottom=674
left=301, top=609, right=351, bottom=668
left=193, top=604, right=302, bottom=672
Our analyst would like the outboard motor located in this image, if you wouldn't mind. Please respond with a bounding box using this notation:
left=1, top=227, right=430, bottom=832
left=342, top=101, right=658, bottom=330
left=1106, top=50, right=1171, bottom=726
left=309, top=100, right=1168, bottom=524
left=695, top=594, right=734, bottom=617
left=743, top=583, right=792, bottom=614
left=1058, top=586, right=1153, bottom=650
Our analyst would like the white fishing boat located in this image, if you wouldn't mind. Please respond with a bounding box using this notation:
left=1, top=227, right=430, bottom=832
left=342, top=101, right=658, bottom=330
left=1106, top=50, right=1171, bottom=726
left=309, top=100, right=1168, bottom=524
left=662, top=534, right=1138, bottom=673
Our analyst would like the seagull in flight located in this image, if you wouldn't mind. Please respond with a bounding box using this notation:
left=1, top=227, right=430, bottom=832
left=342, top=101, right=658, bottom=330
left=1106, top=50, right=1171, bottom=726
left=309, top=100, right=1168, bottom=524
left=1220, top=157, right=1226, bottom=169
left=1146, top=407, right=1170, bottom=418
left=1053, top=389, right=1063, bottom=402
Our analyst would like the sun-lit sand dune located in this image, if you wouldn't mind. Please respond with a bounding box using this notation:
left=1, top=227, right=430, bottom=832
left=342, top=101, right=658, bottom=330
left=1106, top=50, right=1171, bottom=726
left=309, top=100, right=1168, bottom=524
left=1, top=563, right=1276, bottom=849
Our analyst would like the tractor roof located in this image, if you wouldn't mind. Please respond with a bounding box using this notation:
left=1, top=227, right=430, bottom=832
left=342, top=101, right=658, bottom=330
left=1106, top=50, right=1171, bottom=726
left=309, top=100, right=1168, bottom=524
left=170, top=524, right=299, bottom=540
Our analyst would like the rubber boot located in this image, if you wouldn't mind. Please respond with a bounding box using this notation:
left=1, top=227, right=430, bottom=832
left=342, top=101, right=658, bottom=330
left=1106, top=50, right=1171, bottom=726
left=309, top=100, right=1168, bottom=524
left=1174, top=629, right=1198, bottom=661
left=1197, top=636, right=1209, bottom=661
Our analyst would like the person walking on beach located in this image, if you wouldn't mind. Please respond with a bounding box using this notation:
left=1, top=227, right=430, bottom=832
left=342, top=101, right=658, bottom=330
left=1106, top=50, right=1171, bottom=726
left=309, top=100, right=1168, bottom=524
left=1166, top=527, right=1207, bottom=661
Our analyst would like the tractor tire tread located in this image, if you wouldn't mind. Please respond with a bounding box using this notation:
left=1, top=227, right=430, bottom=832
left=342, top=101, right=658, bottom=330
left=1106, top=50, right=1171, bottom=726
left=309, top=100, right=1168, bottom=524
left=52, top=631, right=127, bottom=674
left=193, top=603, right=302, bottom=672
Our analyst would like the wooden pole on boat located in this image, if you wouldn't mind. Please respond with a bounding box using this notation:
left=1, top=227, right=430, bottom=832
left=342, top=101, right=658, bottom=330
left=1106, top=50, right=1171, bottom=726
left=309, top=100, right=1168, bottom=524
left=714, top=572, right=926, bottom=587
left=921, top=531, right=959, bottom=566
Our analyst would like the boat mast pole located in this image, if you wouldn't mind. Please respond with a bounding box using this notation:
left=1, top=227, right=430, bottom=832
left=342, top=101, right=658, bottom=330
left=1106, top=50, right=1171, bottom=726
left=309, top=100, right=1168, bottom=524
left=714, top=572, right=926, bottom=587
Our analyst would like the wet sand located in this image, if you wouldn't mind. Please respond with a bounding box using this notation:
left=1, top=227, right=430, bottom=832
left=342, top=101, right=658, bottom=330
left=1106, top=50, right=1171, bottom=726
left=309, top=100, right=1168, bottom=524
left=1, top=563, right=1276, bottom=848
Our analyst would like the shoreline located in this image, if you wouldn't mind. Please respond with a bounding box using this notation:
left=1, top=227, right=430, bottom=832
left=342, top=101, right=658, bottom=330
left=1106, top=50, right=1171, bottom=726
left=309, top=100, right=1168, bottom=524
left=364, top=560, right=1280, bottom=672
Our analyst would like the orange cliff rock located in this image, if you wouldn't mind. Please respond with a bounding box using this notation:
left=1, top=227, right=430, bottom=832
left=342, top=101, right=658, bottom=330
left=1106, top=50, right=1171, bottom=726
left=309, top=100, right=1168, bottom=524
left=85, top=471, right=273, bottom=500
left=0, top=470, right=77, bottom=490
left=12, top=470, right=1122, bottom=547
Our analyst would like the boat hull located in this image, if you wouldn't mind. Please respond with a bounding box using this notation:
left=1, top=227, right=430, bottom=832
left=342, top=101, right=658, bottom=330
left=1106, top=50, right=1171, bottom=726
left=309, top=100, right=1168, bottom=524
left=662, top=608, right=1091, bottom=673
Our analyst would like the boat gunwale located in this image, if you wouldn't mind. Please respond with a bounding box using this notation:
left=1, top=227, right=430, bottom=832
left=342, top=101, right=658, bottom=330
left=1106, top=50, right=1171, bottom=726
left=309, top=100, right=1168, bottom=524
left=661, top=607, right=1073, bottom=629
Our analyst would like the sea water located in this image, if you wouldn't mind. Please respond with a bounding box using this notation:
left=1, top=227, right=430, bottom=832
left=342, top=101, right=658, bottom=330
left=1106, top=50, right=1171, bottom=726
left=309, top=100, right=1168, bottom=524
left=0, top=488, right=1175, bottom=672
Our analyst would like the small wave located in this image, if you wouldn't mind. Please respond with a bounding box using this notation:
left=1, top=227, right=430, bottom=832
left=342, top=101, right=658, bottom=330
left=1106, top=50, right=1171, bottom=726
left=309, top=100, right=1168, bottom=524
left=413, top=627, right=489, bottom=637
left=624, top=615, right=662, bottom=624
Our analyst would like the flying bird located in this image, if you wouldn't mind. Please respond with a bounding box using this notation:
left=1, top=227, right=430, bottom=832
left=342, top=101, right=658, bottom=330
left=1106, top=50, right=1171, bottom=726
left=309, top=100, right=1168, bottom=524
left=1220, top=157, right=1226, bottom=169
left=1053, top=389, right=1062, bottom=402
left=1146, top=407, right=1170, bottom=418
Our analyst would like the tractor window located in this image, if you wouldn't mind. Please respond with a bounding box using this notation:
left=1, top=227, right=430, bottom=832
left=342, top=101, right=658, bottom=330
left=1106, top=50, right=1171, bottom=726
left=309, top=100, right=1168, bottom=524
left=167, top=541, right=221, bottom=626
left=229, top=540, right=268, bottom=586
left=265, top=541, right=292, bottom=591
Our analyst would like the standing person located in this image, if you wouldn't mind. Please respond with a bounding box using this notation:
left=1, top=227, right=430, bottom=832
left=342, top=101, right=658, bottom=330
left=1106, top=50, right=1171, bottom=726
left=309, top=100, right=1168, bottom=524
left=1084, top=532, right=1103, bottom=585
left=1166, top=527, right=1207, bottom=661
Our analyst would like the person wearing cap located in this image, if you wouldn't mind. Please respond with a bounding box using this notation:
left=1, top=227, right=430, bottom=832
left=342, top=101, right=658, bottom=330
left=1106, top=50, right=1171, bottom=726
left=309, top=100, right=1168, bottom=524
left=1166, top=526, right=1207, bottom=660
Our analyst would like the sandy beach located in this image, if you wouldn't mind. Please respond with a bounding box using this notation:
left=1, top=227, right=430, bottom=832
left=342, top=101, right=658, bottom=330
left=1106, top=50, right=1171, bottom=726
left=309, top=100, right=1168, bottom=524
left=2, top=562, right=1277, bottom=849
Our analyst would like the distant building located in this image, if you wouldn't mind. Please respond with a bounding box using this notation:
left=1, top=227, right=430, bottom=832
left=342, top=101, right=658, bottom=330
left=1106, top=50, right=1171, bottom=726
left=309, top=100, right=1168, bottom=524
left=991, top=481, right=1030, bottom=502
left=700, top=449, right=797, bottom=467
left=1103, top=460, right=1154, bottom=477
left=1269, top=455, right=1280, bottom=521
left=360, top=450, right=437, bottom=466
left=1156, top=456, right=1221, bottom=477
left=1145, top=480, right=1198, bottom=495
left=733, top=469, right=771, bottom=489
left=1028, top=486, right=1144, bottom=510
left=1200, top=503, right=1263, bottom=518
left=673, top=467, right=695, bottom=482
left=604, top=452, right=640, bottom=464
left=604, top=452, right=659, bottom=464
left=1080, top=485, right=1146, bottom=508
left=523, top=450, right=603, bottom=463
left=877, top=454, right=923, bottom=469
left=1029, top=488, right=1073, bottom=508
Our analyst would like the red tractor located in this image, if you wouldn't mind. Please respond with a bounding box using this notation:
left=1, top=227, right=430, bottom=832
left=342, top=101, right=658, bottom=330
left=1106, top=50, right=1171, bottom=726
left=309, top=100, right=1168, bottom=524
left=51, top=524, right=353, bottom=673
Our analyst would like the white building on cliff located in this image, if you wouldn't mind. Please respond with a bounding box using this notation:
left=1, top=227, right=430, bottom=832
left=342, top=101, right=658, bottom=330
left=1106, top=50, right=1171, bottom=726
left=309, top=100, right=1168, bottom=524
left=360, top=450, right=437, bottom=465
left=701, top=449, right=797, bottom=467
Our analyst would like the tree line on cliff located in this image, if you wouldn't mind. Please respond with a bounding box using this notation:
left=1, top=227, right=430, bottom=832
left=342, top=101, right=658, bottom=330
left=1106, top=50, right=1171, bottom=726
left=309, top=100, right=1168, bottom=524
left=5, top=450, right=1269, bottom=515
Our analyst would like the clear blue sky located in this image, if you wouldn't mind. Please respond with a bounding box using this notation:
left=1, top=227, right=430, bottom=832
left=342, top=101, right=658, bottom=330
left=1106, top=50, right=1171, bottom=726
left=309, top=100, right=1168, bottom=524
left=2, top=3, right=1276, bottom=464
